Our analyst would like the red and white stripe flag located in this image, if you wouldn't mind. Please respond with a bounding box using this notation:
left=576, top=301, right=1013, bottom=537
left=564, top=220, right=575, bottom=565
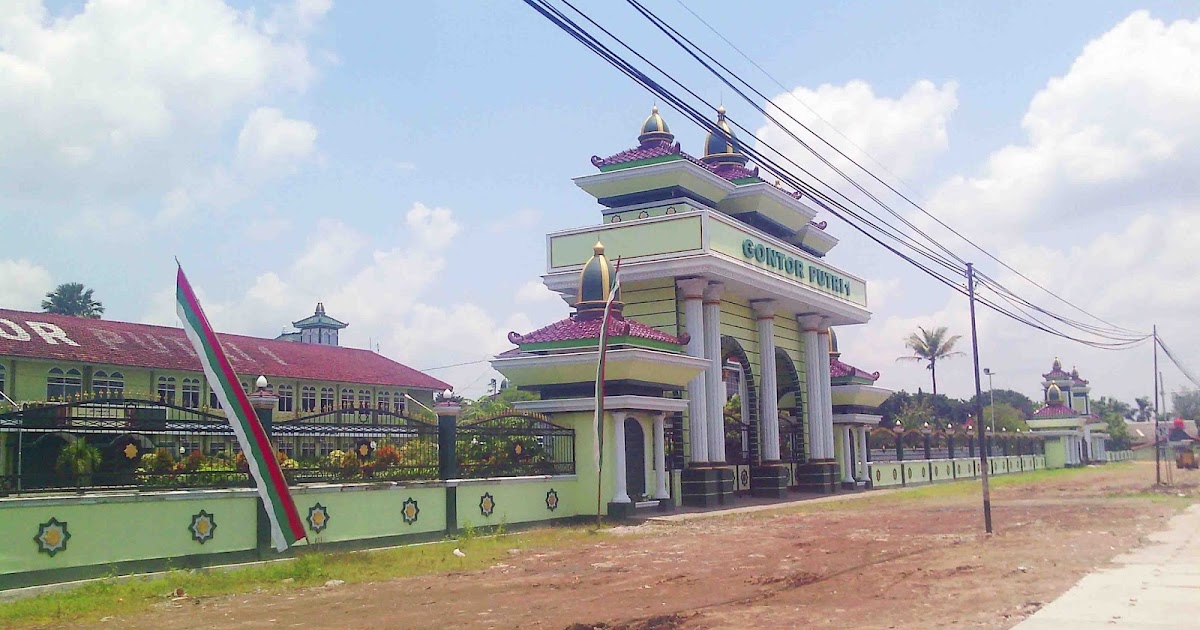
left=176, top=264, right=305, bottom=551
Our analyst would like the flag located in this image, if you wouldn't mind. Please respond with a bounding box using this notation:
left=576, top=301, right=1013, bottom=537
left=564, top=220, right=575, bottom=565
left=593, top=258, right=622, bottom=474
left=176, top=265, right=305, bottom=551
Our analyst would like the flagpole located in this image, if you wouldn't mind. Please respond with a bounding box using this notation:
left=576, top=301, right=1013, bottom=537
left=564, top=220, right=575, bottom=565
left=594, top=257, right=621, bottom=528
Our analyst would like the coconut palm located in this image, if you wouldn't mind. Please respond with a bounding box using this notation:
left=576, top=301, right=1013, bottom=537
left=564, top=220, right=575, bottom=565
left=41, top=283, right=104, bottom=319
left=897, top=326, right=964, bottom=396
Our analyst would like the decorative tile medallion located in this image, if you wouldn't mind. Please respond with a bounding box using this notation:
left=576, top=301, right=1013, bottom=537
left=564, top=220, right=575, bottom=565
left=739, top=469, right=750, bottom=487
left=34, top=518, right=70, bottom=557
left=189, top=510, right=217, bottom=544
left=402, top=498, right=420, bottom=525
left=545, top=489, right=559, bottom=511
left=479, top=493, right=496, bottom=517
left=512, top=441, right=525, bottom=457
left=307, top=503, right=330, bottom=533
left=123, top=442, right=139, bottom=460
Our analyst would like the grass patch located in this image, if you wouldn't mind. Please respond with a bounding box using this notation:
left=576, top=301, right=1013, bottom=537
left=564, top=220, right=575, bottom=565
left=0, top=525, right=596, bottom=628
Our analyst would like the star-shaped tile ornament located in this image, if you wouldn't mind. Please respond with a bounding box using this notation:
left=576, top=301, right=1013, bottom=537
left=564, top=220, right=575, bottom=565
left=35, top=518, right=71, bottom=557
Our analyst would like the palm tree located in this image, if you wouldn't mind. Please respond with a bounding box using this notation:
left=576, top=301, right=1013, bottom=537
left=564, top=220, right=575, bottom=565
left=41, top=283, right=104, bottom=319
left=896, top=326, right=964, bottom=396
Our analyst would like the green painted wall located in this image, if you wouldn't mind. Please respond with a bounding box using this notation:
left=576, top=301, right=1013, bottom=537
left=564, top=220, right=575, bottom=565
left=1, top=492, right=257, bottom=576
left=548, top=215, right=704, bottom=269
left=1044, top=437, right=1068, bottom=469
left=291, top=485, right=446, bottom=546
left=456, top=478, right=575, bottom=529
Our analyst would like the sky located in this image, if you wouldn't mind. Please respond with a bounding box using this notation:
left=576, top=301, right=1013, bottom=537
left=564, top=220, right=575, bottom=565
left=1, top=0, right=1198, bottom=405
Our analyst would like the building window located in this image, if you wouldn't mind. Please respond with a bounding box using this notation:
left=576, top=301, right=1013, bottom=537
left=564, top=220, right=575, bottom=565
left=208, top=439, right=227, bottom=457
left=378, top=391, right=390, bottom=410
left=301, top=386, right=317, bottom=412
left=157, top=376, right=177, bottom=405
left=358, top=389, right=371, bottom=409
left=340, top=388, right=354, bottom=409
left=300, top=440, right=317, bottom=459
left=320, top=387, right=334, bottom=411
left=178, top=438, right=201, bottom=456
left=181, top=378, right=201, bottom=408
left=0, top=364, right=5, bottom=399
left=47, top=367, right=83, bottom=400
left=209, top=390, right=222, bottom=409
left=92, top=370, right=125, bottom=397
left=278, top=384, right=294, bottom=412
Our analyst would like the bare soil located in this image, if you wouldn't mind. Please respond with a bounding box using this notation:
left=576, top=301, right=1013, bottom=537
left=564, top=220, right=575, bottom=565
left=88, top=462, right=1199, bottom=629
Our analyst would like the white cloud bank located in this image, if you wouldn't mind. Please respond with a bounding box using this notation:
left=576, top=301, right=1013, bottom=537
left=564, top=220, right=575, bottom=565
left=836, top=11, right=1200, bottom=404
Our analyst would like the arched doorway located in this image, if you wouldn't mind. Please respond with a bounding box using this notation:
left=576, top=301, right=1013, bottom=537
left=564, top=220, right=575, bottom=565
left=624, top=418, right=646, bottom=499
left=775, top=348, right=804, bottom=486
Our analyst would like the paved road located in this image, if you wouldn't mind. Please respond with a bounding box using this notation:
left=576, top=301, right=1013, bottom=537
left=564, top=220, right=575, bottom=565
left=1014, top=503, right=1200, bottom=629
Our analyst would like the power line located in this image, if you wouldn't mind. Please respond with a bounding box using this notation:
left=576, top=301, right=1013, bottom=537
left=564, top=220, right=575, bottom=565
left=523, top=0, right=1147, bottom=351
left=664, top=0, right=1144, bottom=337
left=1157, top=335, right=1200, bottom=390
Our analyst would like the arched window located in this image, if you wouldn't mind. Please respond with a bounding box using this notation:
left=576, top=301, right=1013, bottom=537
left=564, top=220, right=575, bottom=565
left=47, top=367, right=82, bottom=400
left=0, top=364, right=6, bottom=398
left=340, top=388, right=354, bottom=409
left=277, top=384, right=294, bottom=412
left=320, top=387, right=334, bottom=411
left=92, top=370, right=125, bottom=397
left=181, top=378, right=201, bottom=408
left=209, top=389, right=221, bottom=409
left=157, top=376, right=177, bottom=404
left=378, top=391, right=391, bottom=410
left=301, top=386, right=317, bottom=412
left=357, top=389, right=371, bottom=409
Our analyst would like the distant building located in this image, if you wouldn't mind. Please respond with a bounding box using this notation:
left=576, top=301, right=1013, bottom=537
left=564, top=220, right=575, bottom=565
left=275, top=302, right=348, bottom=346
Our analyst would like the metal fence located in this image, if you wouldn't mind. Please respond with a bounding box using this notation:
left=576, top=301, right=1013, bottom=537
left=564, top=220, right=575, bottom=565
left=456, top=411, right=575, bottom=478
left=1, top=398, right=578, bottom=494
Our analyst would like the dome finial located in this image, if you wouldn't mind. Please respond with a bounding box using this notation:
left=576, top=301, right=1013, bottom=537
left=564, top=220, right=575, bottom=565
left=638, top=105, right=673, bottom=146
left=593, top=240, right=605, bottom=256
left=575, top=241, right=623, bottom=317
left=703, top=105, right=747, bottom=167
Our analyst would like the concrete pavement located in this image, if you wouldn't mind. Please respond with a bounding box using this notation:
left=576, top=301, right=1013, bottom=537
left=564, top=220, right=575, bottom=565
left=1014, top=503, right=1200, bottom=629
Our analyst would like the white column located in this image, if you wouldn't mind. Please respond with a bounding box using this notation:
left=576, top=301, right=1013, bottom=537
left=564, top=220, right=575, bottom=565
left=841, top=425, right=854, bottom=483
left=653, top=413, right=669, bottom=499
left=817, top=321, right=835, bottom=461
left=677, top=278, right=709, bottom=465
left=857, top=427, right=868, bottom=480
left=800, top=315, right=826, bottom=460
left=754, top=300, right=780, bottom=462
left=612, top=414, right=630, bottom=503
left=703, top=283, right=726, bottom=463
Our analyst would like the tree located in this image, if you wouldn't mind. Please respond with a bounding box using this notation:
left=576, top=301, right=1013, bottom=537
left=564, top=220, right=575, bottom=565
left=1173, top=389, right=1200, bottom=431
left=1133, top=397, right=1154, bottom=422
left=968, top=388, right=1036, bottom=419
left=980, top=402, right=1028, bottom=432
left=460, top=387, right=538, bottom=422
left=42, top=282, right=104, bottom=318
left=1092, top=396, right=1134, bottom=423
left=879, top=390, right=969, bottom=428
left=896, top=326, right=963, bottom=396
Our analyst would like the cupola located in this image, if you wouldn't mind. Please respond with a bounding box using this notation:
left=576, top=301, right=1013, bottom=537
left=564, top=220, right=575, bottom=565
left=575, top=241, right=622, bottom=315
left=638, top=105, right=674, bottom=146
left=702, top=106, right=748, bottom=167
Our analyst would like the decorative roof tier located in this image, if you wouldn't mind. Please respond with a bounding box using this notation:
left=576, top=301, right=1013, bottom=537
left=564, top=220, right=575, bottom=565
left=1033, top=383, right=1080, bottom=418
left=830, top=357, right=880, bottom=382
left=506, top=241, right=689, bottom=352
left=1042, top=356, right=1073, bottom=380
left=1070, top=366, right=1089, bottom=385
left=589, top=105, right=762, bottom=184
left=293, top=302, right=348, bottom=330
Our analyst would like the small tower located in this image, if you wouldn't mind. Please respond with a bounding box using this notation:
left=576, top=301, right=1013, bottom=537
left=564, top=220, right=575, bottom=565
left=291, top=303, right=348, bottom=346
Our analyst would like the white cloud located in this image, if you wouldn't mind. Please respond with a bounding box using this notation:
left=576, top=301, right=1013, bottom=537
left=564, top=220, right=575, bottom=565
left=142, top=202, right=529, bottom=397
left=841, top=12, right=1200, bottom=405
left=515, top=279, right=559, bottom=304
left=0, top=259, right=54, bottom=310
left=926, top=11, right=1200, bottom=242
left=756, top=79, right=958, bottom=184
left=0, top=0, right=328, bottom=225
left=235, top=107, right=318, bottom=177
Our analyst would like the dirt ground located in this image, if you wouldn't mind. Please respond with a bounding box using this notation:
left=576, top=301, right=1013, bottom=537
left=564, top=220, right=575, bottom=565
left=89, top=462, right=1199, bottom=630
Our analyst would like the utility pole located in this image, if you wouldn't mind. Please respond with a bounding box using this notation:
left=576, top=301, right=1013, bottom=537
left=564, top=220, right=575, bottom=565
left=1153, top=325, right=1160, bottom=486
left=967, top=263, right=992, bottom=534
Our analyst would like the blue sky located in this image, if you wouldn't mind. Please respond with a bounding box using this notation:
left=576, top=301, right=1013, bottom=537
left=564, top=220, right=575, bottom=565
left=2, top=1, right=1198, bottom=402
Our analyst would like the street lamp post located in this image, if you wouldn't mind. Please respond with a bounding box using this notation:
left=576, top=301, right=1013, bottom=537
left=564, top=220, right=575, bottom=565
left=921, top=421, right=933, bottom=460
left=947, top=423, right=956, bottom=460
left=893, top=420, right=905, bottom=462
left=983, top=368, right=997, bottom=433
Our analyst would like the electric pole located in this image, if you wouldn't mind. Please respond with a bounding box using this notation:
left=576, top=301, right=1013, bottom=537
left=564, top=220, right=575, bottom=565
left=1153, top=325, right=1160, bottom=485
left=967, top=263, right=992, bottom=533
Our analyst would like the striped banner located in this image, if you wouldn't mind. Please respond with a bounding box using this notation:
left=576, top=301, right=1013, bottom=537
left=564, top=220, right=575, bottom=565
left=592, top=258, right=622, bottom=475
left=176, top=265, right=305, bottom=551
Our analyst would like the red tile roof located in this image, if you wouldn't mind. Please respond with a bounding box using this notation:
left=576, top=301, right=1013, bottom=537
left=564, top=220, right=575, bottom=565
left=830, top=357, right=879, bottom=382
left=1032, top=403, right=1080, bottom=418
left=508, top=313, right=687, bottom=347
left=591, top=140, right=682, bottom=169
left=0, top=308, right=449, bottom=391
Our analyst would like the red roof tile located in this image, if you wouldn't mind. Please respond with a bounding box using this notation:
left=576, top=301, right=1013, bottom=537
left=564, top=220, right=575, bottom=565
left=830, top=357, right=879, bottom=382
left=508, top=313, right=687, bottom=347
left=1032, top=403, right=1080, bottom=418
left=0, top=308, right=449, bottom=391
left=591, top=140, right=683, bottom=168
